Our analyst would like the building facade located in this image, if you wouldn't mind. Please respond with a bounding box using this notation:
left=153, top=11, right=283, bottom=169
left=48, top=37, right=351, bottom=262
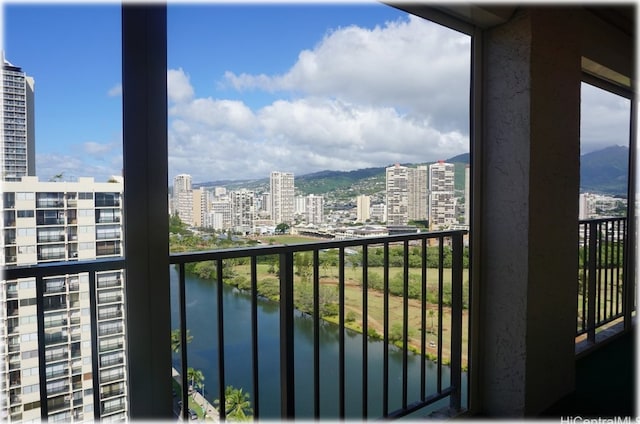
left=270, top=171, right=294, bottom=225
left=1, top=58, right=35, bottom=182
left=305, top=194, right=324, bottom=226
left=230, top=189, right=255, bottom=234
left=172, top=174, right=192, bottom=224
left=356, top=195, right=371, bottom=223
left=1, top=176, right=127, bottom=422
left=385, top=164, right=428, bottom=226
left=428, top=161, right=456, bottom=229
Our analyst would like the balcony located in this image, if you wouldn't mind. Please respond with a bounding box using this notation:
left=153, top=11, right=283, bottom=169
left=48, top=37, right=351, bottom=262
left=3, top=216, right=635, bottom=420
left=173, top=230, right=467, bottom=420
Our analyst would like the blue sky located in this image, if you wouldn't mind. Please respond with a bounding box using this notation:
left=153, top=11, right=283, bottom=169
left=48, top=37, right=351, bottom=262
left=2, top=2, right=631, bottom=184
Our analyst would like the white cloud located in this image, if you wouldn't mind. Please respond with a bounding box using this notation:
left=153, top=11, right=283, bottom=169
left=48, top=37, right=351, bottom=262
left=580, top=83, right=631, bottom=154
left=168, top=68, right=195, bottom=103
left=83, top=141, right=115, bottom=156
left=107, top=83, right=122, bottom=97
left=36, top=153, right=121, bottom=183
left=167, top=15, right=472, bottom=183
left=224, top=15, right=471, bottom=133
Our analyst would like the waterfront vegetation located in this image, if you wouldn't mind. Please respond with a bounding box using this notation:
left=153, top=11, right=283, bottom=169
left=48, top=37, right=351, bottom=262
left=170, top=217, right=470, bottom=368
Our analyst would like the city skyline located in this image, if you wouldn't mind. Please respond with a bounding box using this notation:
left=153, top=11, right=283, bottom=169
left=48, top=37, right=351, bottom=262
left=3, top=3, right=631, bottom=186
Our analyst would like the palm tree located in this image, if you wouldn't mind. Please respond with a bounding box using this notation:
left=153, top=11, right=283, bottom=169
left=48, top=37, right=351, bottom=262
left=170, top=329, right=193, bottom=353
left=215, top=386, right=253, bottom=421
left=187, top=367, right=204, bottom=392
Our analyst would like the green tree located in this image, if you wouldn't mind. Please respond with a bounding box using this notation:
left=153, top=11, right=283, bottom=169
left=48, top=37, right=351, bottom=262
left=294, top=251, right=313, bottom=282
left=170, top=329, right=193, bottom=353
left=275, top=223, right=290, bottom=234
left=215, top=386, right=253, bottom=421
left=187, top=367, right=204, bottom=392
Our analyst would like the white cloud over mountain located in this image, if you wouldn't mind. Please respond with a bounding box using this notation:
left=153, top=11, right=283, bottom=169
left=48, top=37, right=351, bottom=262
left=167, top=14, right=471, bottom=183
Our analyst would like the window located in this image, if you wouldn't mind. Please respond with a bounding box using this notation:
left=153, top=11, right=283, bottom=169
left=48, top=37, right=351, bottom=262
left=579, top=81, right=631, bottom=219
left=17, top=210, right=34, bottom=218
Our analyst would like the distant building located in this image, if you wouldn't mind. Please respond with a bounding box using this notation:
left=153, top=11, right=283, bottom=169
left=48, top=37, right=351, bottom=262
left=230, top=189, right=255, bottom=234
left=1, top=176, right=127, bottom=421
left=429, top=161, right=457, bottom=229
left=192, top=187, right=210, bottom=228
left=356, top=195, right=371, bottom=223
left=370, top=203, right=386, bottom=223
left=210, top=199, right=232, bottom=230
left=385, top=164, right=428, bottom=226
left=270, top=171, right=295, bottom=225
left=172, top=174, right=193, bottom=224
left=305, top=194, right=324, bottom=225
left=2, top=57, right=36, bottom=181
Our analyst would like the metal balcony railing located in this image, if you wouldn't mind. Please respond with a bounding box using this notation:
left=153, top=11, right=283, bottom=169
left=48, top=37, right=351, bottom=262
left=2, top=232, right=469, bottom=420
left=577, top=217, right=635, bottom=348
left=171, top=230, right=467, bottom=421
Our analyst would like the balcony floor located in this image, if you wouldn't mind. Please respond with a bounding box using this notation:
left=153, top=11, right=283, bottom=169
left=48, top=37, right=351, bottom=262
left=540, top=328, right=636, bottom=418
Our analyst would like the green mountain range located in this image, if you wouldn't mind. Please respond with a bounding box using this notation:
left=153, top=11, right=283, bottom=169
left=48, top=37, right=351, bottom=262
left=195, top=145, right=628, bottom=198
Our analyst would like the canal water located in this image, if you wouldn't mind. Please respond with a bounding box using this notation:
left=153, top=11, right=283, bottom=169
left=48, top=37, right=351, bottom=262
left=169, top=266, right=467, bottom=419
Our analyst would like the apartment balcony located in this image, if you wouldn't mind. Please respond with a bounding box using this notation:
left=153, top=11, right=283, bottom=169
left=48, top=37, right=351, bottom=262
left=4, top=216, right=634, bottom=420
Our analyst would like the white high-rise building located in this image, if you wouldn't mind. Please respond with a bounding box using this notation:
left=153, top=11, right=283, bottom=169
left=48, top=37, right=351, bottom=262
left=1, top=176, right=127, bottom=422
left=305, top=194, right=324, bottom=225
left=408, top=165, right=428, bottom=222
left=429, top=161, right=457, bottom=229
left=2, top=57, right=36, bottom=181
left=172, top=174, right=192, bottom=222
left=356, top=195, right=371, bottom=223
left=210, top=199, right=232, bottom=230
left=192, top=187, right=209, bottom=228
left=385, top=164, right=428, bottom=226
left=230, top=189, right=255, bottom=234
left=270, top=171, right=294, bottom=225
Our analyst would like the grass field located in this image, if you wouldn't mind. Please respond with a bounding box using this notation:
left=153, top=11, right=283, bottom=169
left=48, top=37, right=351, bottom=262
left=231, top=262, right=470, bottom=368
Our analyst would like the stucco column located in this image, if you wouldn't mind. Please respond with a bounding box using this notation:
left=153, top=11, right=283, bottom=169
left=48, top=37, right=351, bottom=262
left=477, top=8, right=581, bottom=416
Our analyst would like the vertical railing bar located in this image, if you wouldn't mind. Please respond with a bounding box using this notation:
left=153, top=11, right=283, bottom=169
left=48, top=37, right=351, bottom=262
left=362, top=245, right=369, bottom=418
left=339, top=247, right=346, bottom=419
left=313, top=249, right=320, bottom=419
left=603, top=221, right=609, bottom=320
left=88, top=271, right=102, bottom=420
left=597, top=222, right=603, bottom=324
left=179, top=263, right=190, bottom=421
left=610, top=221, right=617, bottom=317
left=216, top=259, right=226, bottom=421
left=251, top=256, right=260, bottom=419
left=581, top=223, right=588, bottom=332
left=279, top=252, right=295, bottom=418
left=402, top=240, right=409, bottom=409
left=616, top=220, right=622, bottom=315
left=420, top=238, right=427, bottom=401
left=35, top=275, right=49, bottom=420
left=587, top=221, right=597, bottom=343
left=383, top=242, right=390, bottom=417
left=450, top=234, right=463, bottom=411
left=437, top=238, right=444, bottom=393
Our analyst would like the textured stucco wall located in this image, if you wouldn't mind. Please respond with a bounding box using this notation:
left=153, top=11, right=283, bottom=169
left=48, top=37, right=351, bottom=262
left=478, top=8, right=581, bottom=416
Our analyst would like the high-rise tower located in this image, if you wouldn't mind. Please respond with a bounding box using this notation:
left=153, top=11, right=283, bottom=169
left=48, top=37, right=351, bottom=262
left=1, top=177, right=127, bottom=421
left=1, top=57, right=36, bottom=181
left=385, top=164, right=428, bottom=226
left=428, top=161, right=457, bottom=229
left=270, top=171, right=294, bottom=225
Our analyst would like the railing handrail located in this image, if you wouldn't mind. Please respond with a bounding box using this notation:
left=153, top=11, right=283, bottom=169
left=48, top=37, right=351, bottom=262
left=170, top=229, right=468, bottom=264
left=578, top=216, right=627, bottom=225
left=3, top=257, right=125, bottom=280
